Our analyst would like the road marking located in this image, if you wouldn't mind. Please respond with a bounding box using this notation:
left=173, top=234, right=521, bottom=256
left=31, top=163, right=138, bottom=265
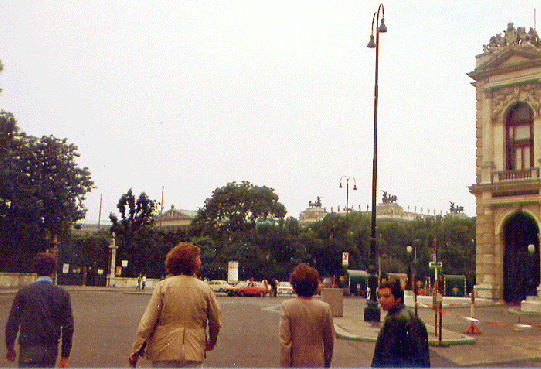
left=262, top=304, right=281, bottom=314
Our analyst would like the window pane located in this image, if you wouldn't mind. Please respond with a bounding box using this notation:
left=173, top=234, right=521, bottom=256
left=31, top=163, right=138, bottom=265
left=514, top=125, right=530, bottom=140
left=515, top=149, right=522, bottom=170
left=524, top=147, right=531, bottom=168
left=512, top=105, right=532, bottom=121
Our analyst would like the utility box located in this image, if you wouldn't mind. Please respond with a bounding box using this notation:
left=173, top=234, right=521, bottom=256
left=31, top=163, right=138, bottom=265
left=321, top=288, right=343, bottom=317
left=347, top=269, right=368, bottom=297
left=444, top=275, right=466, bottom=297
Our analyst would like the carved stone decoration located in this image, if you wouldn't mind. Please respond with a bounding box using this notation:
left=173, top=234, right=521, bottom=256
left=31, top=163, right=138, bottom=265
left=483, top=23, right=541, bottom=53
left=490, top=82, right=541, bottom=121
left=308, top=196, right=322, bottom=208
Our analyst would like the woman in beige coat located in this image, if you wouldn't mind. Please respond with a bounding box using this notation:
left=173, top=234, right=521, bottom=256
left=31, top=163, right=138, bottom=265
left=279, top=263, right=334, bottom=367
left=129, top=243, right=221, bottom=367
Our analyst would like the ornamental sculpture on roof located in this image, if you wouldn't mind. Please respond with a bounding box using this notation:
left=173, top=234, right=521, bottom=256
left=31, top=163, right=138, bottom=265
left=483, top=22, right=540, bottom=53
left=308, top=196, right=322, bottom=208
left=382, top=191, right=397, bottom=204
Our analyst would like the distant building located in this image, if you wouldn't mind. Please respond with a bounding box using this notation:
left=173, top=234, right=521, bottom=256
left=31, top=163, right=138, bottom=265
left=154, top=205, right=197, bottom=231
left=298, top=194, right=462, bottom=226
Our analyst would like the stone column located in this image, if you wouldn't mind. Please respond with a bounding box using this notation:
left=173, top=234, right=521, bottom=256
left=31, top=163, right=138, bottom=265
left=107, top=233, right=118, bottom=287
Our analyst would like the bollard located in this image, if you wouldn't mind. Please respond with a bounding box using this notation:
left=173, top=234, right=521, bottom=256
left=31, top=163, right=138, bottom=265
left=465, top=291, right=481, bottom=335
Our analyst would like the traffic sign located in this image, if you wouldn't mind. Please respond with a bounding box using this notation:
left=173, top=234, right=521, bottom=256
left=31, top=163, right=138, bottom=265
left=429, top=261, right=442, bottom=268
left=342, top=252, right=349, bottom=267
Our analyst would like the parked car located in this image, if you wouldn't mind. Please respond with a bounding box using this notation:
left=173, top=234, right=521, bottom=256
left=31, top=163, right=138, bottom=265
left=277, top=281, right=293, bottom=295
left=208, top=280, right=235, bottom=294
left=234, top=281, right=268, bottom=297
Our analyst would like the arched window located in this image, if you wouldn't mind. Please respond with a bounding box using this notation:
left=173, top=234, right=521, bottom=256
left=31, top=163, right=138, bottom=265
left=506, top=104, right=534, bottom=171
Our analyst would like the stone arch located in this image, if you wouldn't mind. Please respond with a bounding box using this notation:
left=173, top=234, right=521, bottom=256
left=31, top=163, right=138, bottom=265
left=500, top=211, right=540, bottom=303
left=491, top=82, right=541, bottom=121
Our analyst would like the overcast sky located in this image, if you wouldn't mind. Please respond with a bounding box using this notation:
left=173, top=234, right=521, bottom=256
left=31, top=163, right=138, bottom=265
left=1, top=1, right=539, bottom=222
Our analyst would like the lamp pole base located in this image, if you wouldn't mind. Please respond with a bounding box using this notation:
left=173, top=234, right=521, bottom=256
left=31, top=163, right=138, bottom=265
left=364, top=300, right=381, bottom=322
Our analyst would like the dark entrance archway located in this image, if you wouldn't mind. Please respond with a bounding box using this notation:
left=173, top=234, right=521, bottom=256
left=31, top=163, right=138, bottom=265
left=503, top=212, right=540, bottom=303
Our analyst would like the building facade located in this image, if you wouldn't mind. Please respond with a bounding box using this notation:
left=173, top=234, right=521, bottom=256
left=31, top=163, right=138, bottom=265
left=469, top=23, right=541, bottom=302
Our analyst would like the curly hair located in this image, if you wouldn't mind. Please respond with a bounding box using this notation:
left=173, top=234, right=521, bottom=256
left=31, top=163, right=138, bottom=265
left=165, top=243, right=201, bottom=276
left=378, top=278, right=404, bottom=301
left=33, top=252, right=57, bottom=276
left=289, top=263, right=320, bottom=297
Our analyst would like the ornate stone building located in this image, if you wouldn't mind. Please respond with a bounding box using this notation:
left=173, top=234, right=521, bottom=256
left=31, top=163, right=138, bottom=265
left=469, top=23, right=541, bottom=302
left=154, top=205, right=196, bottom=231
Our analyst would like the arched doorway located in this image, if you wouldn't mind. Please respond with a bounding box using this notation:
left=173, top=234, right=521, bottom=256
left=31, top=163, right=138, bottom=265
left=503, top=212, right=540, bottom=303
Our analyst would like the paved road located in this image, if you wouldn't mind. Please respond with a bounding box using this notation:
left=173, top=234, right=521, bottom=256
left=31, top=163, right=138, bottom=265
left=0, top=288, right=536, bottom=367
left=0, top=290, right=379, bottom=367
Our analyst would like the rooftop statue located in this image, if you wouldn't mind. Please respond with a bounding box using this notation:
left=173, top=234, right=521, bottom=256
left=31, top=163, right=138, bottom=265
left=382, top=191, right=397, bottom=204
left=483, top=22, right=540, bottom=53
left=449, top=201, right=464, bottom=214
left=309, top=196, right=322, bottom=208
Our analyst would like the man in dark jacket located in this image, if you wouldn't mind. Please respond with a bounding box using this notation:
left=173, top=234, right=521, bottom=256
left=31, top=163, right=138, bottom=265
left=5, top=252, right=74, bottom=367
left=371, top=279, right=430, bottom=367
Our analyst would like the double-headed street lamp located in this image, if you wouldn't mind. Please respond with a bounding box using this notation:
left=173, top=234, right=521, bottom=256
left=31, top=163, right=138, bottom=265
left=339, top=176, right=357, bottom=218
left=364, top=3, right=386, bottom=322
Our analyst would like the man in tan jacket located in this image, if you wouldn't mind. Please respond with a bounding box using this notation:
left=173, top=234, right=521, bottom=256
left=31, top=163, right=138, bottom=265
left=129, top=243, right=221, bottom=367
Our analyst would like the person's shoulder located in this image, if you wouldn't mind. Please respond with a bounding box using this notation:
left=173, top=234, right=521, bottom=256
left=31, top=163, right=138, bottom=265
left=280, top=297, right=299, bottom=309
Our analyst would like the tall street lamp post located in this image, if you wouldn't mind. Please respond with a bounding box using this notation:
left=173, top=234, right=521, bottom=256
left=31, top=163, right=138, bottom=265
left=364, top=3, right=386, bottom=322
left=407, top=244, right=418, bottom=317
left=339, top=176, right=357, bottom=218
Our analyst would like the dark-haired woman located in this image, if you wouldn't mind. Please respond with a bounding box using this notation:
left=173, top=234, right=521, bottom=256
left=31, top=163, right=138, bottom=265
left=279, top=263, right=334, bottom=367
left=129, top=243, right=221, bottom=367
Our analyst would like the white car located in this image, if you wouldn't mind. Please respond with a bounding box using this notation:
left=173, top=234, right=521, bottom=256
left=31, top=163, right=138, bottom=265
left=277, top=281, right=293, bottom=295
left=208, top=280, right=234, bottom=293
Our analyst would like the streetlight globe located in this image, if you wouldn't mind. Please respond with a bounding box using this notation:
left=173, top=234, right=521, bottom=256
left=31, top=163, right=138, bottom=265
left=528, top=244, right=535, bottom=254
left=406, top=245, right=413, bottom=254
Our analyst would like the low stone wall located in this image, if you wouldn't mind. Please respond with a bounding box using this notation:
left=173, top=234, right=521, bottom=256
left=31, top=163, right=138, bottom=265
left=108, top=276, right=158, bottom=289
left=0, top=273, right=37, bottom=289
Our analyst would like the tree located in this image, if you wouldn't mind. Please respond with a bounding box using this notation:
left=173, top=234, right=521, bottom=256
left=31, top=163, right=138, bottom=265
left=28, top=135, right=94, bottom=237
left=109, top=188, right=156, bottom=277
left=191, top=181, right=287, bottom=279
left=192, top=181, right=287, bottom=238
left=0, top=112, right=94, bottom=272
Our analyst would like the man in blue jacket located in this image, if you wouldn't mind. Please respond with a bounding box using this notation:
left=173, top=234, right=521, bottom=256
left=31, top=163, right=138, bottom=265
left=5, top=252, right=74, bottom=367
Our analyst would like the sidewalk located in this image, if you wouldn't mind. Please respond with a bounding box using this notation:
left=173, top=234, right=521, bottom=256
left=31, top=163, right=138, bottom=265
left=334, top=298, right=474, bottom=346
left=334, top=297, right=541, bottom=367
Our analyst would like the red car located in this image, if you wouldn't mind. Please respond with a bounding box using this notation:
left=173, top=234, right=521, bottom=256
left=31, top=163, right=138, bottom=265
left=234, top=281, right=268, bottom=297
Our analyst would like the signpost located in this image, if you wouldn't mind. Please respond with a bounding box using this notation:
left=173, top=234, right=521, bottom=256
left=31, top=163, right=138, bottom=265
left=342, top=252, right=349, bottom=267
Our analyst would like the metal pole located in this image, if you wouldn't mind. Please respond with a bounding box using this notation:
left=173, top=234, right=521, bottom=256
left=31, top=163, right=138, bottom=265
left=364, top=4, right=384, bottom=322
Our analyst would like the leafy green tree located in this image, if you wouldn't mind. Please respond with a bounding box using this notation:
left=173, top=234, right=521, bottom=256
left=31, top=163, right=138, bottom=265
left=28, top=135, right=94, bottom=237
left=191, top=181, right=287, bottom=280
left=0, top=112, right=94, bottom=272
left=192, top=181, right=287, bottom=239
left=109, top=189, right=156, bottom=277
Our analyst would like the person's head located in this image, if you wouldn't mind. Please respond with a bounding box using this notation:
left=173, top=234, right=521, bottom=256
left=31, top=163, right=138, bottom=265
left=165, top=242, right=201, bottom=276
left=377, top=279, right=404, bottom=311
left=33, top=252, right=57, bottom=276
left=289, top=263, right=320, bottom=298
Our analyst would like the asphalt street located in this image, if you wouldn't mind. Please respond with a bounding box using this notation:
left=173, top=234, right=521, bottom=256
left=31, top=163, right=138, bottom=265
left=0, top=288, right=539, bottom=367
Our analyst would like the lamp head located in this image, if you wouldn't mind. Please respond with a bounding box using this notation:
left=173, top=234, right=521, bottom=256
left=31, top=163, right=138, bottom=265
left=378, top=18, right=387, bottom=33
left=339, top=183, right=343, bottom=188
left=406, top=245, right=413, bottom=254
left=353, top=184, right=358, bottom=191
left=367, top=34, right=376, bottom=48
left=528, top=244, right=535, bottom=254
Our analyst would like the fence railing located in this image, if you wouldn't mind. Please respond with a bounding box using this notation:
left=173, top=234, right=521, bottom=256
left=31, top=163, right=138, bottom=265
left=491, top=167, right=540, bottom=183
